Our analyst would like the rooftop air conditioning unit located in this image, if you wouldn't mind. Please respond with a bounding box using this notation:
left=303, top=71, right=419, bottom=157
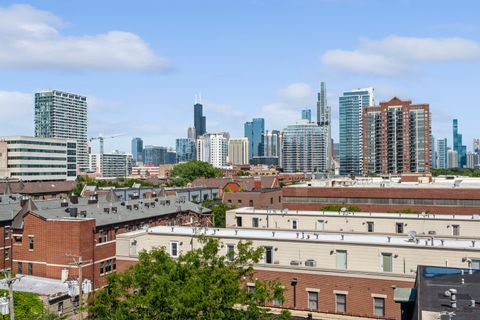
left=305, top=259, right=316, bottom=267
left=290, top=260, right=301, bottom=266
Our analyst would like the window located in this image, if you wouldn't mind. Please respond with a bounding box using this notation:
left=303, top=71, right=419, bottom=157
left=291, top=219, right=298, bottom=230
left=382, top=253, right=393, bottom=272
left=28, top=236, right=34, bottom=250
left=336, top=294, right=346, bottom=313
left=308, top=291, right=318, bottom=310
left=98, top=231, right=103, bottom=243
left=452, top=224, right=460, bottom=236
left=236, top=216, right=243, bottom=227
left=106, top=260, right=111, bottom=273
left=227, top=244, right=235, bottom=262
left=100, top=261, right=104, bottom=275
left=113, top=258, right=117, bottom=270
left=170, top=242, right=179, bottom=257
left=374, top=297, right=385, bottom=317
left=17, top=262, right=22, bottom=274
left=316, top=220, right=325, bottom=231
left=247, top=285, right=255, bottom=292
left=270, top=197, right=273, bottom=205
left=252, top=217, right=259, bottom=228
left=396, top=223, right=404, bottom=234
left=4, top=226, right=10, bottom=239
left=237, top=199, right=242, bottom=204
left=28, top=263, right=33, bottom=276
left=367, top=221, right=374, bottom=233
left=265, top=246, right=273, bottom=264
left=273, top=296, right=282, bottom=307
left=336, top=250, right=347, bottom=270
left=469, top=259, right=480, bottom=270
left=4, top=248, right=9, bottom=260
left=249, top=200, right=253, bottom=207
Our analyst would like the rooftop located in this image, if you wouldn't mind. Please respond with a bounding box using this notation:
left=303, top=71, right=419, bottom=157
left=124, top=225, right=480, bottom=250
left=231, top=207, right=480, bottom=221
left=0, top=275, right=68, bottom=296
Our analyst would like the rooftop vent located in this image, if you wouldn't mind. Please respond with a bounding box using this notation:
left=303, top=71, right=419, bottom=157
left=104, top=208, right=110, bottom=213
left=69, top=207, right=78, bottom=218
left=61, top=199, right=68, bottom=208
left=290, top=260, right=301, bottom=266
left=126, top=204, right=132, bottom=211
left=305, top=259, right=316, bottom=267
left=111, top=207, right=117, bottom=213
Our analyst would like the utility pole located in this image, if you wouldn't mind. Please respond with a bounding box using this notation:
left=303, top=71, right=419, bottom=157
left=66, top=254, right=92, bottom=320
left=2, top=271, right=21, bottom=320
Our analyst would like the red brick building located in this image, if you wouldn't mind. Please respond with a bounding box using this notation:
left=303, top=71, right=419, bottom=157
left=0, top=191, right=211, bottom=288
left=223, top=188, right=282, bottom=209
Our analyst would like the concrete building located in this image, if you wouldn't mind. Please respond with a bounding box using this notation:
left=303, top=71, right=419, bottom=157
left=430, top=135, right=435, bottom=169
left=176, top=138, right=196, bottom=163
left=244, top=118, right=265, bottom=161
left=228, top=138, right=249, bottom=165
left=34, top=89, right=88, bottom=172
left=466, top=151, right=479, bottom=169
left=187, top=127, right=196, bottom=140
left=447, top=149, right=458, bottom=168
left=317, top=82, right=332, bottom=171
left=89, top=152, right=133, bottom=178
left=282, top=176, right=480, bottom=215
left=116, top=224, right=480, bottom=320
left=130, top=164, right=174, bottom=179
left=363, top=97, right=431, bottom=175
left=131, top=137, right=143, bottom=163
left=339, top=87, right=374, bottom=176
left=0, top=136, right=77, bottom=181
left=196, top=133, right=229, bottom=168
left=437, top=138, right=448, bottom=169
left=227, top=207, right=480, bottom=238
left=282, top=121, right=327, bottom=173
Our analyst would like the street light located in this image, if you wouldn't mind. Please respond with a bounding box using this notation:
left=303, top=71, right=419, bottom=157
left=291, top=277, right=298, bottom=309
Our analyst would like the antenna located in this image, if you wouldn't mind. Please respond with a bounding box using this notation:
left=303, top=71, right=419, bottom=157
left=198, top=93, right=202, bottom=104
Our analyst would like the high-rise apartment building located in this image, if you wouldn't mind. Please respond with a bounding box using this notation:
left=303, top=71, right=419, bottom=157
left=187, top=127, right=196, bottom=140
left=194, top=103, right=206, bottom=138
left=339, top=87, right=374, bottom=176
left=437, top=138, right=448, bottom=169
left=228, top=138, right=249, bottom=165
left=282, top=121, right=327, bottom=173
left=131, top=137, right=143, bottom=163
left=34, top=89, right=88, bottom=172
left=196, top=133, right=228, bottom=168
left=453, top=119, right=467, bottom=168
left=143, top=146, right=174, bottom=166
left=301, top=108, right=312, bottom=122
left=430, top=135, right=436, bottom=169
left=176, top=138, right=196, bottom=163
left=244, top=118, right=265, bottom=161
left=317, top=82, right=332, bottom=170
left=473, top=139, right=480, bottom=154
left=447, top=149, right=458, bottom=168
left=89, top=152, right=132, bottom=178
left=0, top=136, right=77, bottom=181
left=466, top=152, right=479, bottom=169
left=362, top=97, right=431, bottom=175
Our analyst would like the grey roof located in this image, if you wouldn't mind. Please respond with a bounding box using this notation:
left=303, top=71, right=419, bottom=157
left=0, top=275, right=68, bottom=296
left=105, top=189, right=119, bottom=203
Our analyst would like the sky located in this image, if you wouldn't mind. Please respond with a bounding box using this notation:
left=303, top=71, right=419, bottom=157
left=0, top=0, right=480, bottom=153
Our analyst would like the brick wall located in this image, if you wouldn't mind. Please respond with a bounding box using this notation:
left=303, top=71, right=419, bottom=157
left=223, top=189, right=282, bottom=209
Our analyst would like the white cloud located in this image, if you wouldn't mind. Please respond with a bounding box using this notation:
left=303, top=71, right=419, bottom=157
left=321, top=36, right=480, bottom=76
left=260, top=102, right=303, bottom=131
left=0, top=91, right=33, bottom=134
left=278, top=83, right=312, bottom=102
left=0, top=4, right=170, bottom=71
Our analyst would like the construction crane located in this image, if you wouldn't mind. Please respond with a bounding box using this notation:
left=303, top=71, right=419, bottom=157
left=89, top=133, right=123, bottom=154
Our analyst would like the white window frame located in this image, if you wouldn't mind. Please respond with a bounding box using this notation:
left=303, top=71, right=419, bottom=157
left=170, top=241, right=179, bottom=258
left=381, top=252, right=393, bottom=272
left=316, top=220, right=325, bottom=231
left=291, top=219, right=298, bottom=230
left=373, top=297, right=385, bottom=317
left=226, top=244, right=235, bottom=261
left=367, top=221, right=374, bottom=232
left=335, top=293, right=347, bottom=313
left=336, top=250, right=348, bottom=270
left=452, top=224, right=460, bottom=236
left=307, top=291, right=318, bottom=310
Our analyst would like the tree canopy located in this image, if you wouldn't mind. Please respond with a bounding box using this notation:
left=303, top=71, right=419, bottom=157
left=0, top=290, right=63, bottom=320
left=90, top=238, right=289, bottom=320
left=170, top=161, right=223, bottom=186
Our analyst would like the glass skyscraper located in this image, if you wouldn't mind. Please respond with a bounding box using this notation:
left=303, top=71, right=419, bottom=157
left=131, top=137, right=143, bottom=163
left=301, top=108, right=312, bottom=122
left=453, top=119, right=467, bottom=168
left=35, top=89, right=88, bottom=172
left=437, top=138, right=448, bottom=169
left=176, top=138, right=196, bottom=163
left=339, top=87, right=374, bottom=176
left=316, top=82, right=332, bottom=171
left=244, top=118, right=265, bottom=161
left=194, top=103, right=206, bottom=138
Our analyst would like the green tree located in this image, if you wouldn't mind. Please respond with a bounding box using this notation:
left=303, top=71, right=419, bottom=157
left=211, top=202, right=230, bottom=227
left=170, top=161, right=223, bottom=186
left=320, top=205, right=363, bottom=212
left=236, top=170, right=250, bottom=177
left=0, top=290, right=64, bottom=320
left=90, top=238, right=289, bottom=320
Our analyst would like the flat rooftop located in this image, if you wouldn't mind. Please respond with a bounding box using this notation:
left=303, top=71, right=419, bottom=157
left=231, top=207, right=480, bottom=221
left=290, top=176, right=480, bottom=189
left=125, top=225, right=480, bottom=250
left=0, top=275, right=68, bottom=296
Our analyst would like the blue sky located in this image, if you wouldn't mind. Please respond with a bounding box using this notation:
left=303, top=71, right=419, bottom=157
left=0, top=0, right=479, bottom=153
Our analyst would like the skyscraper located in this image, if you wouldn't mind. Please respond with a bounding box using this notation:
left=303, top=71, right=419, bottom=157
left=131, top=137, right=144, bottom=163
left=301, top=108, right=312, bottom=122
left=143, top=146, right=171, bottom=166
left=176, top=138, right=196, bottom=163
left=194, top=103, right=206, bottom=138
left=362, top=97, right=431, bottom=175
left=244, top=118, right=265, bottom=161
left=228, top=138, right=249, bottom=165
left=187, top=127, right=196, bottom=140
left=339, top=87, right=374, bottom=176
left=453, top=119, right=467, bottom=168
left=317, top=82, right=331, bottom=170
left=430, top=135, right=436, bottom=169
left=437, top=138, right=448, bottom=169
left=196, top=133, right=228, bottom=168
left=35, top=89, right=88, bottom=172
left=282, top=120, right=328, bottom=173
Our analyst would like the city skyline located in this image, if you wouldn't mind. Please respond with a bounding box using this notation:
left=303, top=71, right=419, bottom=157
left=1, top=1, right=480, bottom=152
